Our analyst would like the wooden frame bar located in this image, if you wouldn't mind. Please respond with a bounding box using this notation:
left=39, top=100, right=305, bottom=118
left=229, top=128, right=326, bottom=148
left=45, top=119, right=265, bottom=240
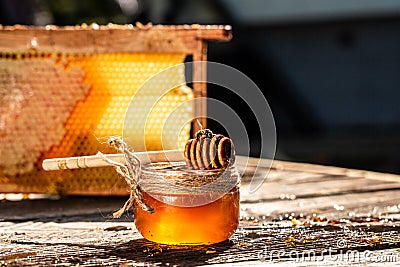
left=0, top=24, right=232, bottom=53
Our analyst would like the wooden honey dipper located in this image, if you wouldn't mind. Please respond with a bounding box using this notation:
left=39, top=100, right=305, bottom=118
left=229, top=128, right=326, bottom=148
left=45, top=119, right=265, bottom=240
left=184, top=129, right=235, bottom=170
left=43, top=130, right=235, bottom=171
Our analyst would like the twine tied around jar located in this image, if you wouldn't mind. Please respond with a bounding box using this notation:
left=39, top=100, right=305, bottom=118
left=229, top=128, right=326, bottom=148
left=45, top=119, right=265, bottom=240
left=97, top=136, right=154, bottom=218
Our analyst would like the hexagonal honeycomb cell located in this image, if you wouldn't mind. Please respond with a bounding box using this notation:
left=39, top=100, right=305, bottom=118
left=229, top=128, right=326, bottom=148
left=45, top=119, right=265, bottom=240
left=0, top=52, right=193, bottom=195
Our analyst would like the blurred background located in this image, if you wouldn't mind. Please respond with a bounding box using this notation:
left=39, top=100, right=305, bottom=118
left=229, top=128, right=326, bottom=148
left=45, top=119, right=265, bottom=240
left=1, top=0, right=400, bottom=174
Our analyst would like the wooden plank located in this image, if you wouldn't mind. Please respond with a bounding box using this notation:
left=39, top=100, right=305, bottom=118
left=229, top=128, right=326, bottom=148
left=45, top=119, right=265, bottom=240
left=2, top=158, right=400, bottom=266
left=270, top=159, right=400, bottom=182
left=236, top=156, right=400, bottom=182
left=0, top=197, right=128, bottom=221
left=237, top=156, right=400, bottom=202
left=241, top=189, right=400, bottom=219
left=1, top=220, right=399, bottom=266
left=240, top=171, right=400, bottom=203
left=0, top=24, right=232, bottom=54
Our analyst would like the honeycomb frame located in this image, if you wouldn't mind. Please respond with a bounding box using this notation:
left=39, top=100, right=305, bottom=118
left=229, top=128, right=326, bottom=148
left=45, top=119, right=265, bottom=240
left=0, top=24, right=232, bottom=195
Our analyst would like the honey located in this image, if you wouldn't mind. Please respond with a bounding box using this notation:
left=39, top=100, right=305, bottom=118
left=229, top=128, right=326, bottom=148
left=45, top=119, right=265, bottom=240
left=134, top=162, right=240, bottom=245
left=0, top=52, right=192, bottom=194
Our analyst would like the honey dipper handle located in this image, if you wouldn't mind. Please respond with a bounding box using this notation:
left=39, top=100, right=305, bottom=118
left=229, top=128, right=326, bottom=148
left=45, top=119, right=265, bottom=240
left=42, top=150, right=184, bottom=171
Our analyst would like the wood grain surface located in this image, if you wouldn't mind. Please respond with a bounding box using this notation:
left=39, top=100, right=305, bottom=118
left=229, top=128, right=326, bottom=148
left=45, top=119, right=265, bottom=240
left=1, top=159, right=400, bottom=266
left=0, top=24, right=232, bottom=54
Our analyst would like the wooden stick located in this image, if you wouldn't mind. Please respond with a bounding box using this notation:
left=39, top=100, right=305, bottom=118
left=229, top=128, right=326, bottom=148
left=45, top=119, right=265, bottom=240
left=44, top=152, right=400, bottom=183
left=42, top=150, right=184, bottom=171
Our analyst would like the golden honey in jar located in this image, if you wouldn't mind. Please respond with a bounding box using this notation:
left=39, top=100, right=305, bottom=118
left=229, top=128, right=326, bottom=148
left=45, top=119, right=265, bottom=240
left=134, top=162, right=240, bottom=245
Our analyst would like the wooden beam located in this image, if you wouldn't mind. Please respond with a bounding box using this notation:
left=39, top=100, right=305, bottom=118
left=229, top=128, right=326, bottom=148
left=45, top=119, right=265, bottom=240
left=0, top=24, right=232, bottom=54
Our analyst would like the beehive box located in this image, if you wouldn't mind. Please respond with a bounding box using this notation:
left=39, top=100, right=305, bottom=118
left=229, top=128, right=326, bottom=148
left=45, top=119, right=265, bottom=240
left=0, top=24, right=232, bottom=195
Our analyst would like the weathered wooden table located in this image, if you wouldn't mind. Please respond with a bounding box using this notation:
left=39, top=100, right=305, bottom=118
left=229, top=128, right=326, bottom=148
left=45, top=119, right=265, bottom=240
left=1, top=157, right=400, bottom=266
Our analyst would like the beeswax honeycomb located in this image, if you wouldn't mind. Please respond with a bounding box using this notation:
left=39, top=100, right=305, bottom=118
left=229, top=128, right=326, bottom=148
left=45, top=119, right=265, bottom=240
left=0, top=52, right=193, bottom=195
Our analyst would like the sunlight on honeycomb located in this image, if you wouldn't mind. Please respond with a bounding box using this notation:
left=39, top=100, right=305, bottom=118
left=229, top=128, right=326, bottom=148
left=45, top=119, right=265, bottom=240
left=0, top=52, right=193, bottom=195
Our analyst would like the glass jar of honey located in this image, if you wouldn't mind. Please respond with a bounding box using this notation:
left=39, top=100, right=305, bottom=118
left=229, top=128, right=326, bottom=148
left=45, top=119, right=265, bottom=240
left=134, top=161, right=240, bottom=245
